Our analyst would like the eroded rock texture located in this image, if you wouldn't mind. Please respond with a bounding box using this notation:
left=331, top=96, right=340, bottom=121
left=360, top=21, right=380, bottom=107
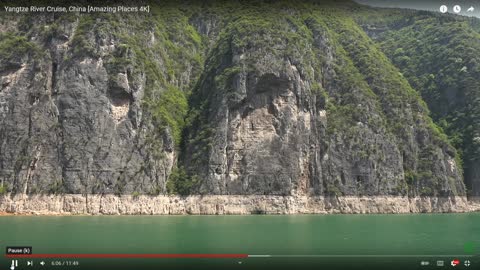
left=0, top=1, right=471, bottom=204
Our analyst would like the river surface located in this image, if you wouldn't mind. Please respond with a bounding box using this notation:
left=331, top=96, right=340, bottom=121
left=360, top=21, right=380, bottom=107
left=1, top=213, right=479, bottom=269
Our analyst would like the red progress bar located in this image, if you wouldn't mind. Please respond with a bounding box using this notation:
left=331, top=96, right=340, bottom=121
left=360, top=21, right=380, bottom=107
left=6, top=254, right=248, bottom=259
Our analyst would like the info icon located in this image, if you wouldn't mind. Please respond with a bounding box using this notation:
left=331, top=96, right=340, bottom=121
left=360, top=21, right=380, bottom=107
left=440, top=5, right=448, bottom=13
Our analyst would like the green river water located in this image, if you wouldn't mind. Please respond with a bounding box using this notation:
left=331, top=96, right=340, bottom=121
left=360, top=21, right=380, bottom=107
left=1, top=213, right=479, bottom=269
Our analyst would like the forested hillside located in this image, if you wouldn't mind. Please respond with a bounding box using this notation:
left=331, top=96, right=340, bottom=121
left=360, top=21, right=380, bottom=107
left=351, top=6, right=480, bottom=196
left=0, top=0, right=475, bottom=200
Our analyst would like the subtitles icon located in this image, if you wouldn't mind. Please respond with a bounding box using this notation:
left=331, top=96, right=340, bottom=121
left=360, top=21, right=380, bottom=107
left=436, top=260, right=444, bottom=266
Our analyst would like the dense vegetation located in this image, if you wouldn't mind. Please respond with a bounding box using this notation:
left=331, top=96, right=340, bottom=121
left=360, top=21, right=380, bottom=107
left=0, top=32, right=41, bottom=67
left=95, top=1, right=472, bottom=196
left=350, top=6, right=480, bottom=195
left=178, top=1, right=464, bottom=196
left=1, top=0, right=476, bottom=196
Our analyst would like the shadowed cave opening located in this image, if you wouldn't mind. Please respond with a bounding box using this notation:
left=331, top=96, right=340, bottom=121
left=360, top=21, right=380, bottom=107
left=108, top=86, right=132, bottom=107
left=254, top=73, right=290, bottom=93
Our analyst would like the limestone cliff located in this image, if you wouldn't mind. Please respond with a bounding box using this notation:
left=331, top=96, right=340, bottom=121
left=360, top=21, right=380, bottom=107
left=182, top=3, right=465, bottom=198
left=0, top=7, right=201, bottom=195
left=0, top=1, right=474, bottom=213
left=352, top=6, right=480, bottom=197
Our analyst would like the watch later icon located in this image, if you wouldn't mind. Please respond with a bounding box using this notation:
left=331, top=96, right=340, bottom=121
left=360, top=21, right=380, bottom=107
left=453, top=5, right=461, bottom=13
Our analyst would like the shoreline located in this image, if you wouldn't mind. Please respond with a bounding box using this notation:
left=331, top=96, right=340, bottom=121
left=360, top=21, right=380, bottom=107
left=1, top=194, right=480, bottom=216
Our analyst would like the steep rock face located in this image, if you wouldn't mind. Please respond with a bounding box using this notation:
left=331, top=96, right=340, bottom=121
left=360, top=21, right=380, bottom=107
left=353, top=7, right=480, bottom=196
left=0, top=11, right=200, bottom=195
left=0, top=1, right=468, bottom=202
left=182, top=5, right=465, bottom=197
left=189, top=62, right=317, bottom=195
